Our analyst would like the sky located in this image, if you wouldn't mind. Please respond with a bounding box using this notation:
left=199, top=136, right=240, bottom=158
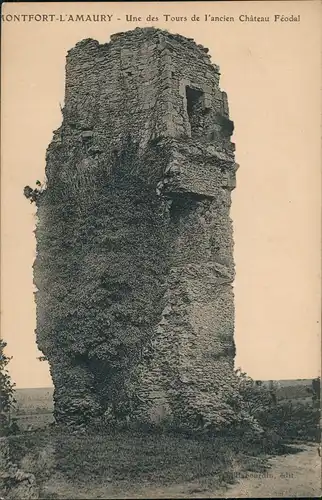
left=1, top=1, right=321, bottom=388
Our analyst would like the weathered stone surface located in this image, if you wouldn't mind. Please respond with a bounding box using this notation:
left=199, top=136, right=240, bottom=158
left=33, top=28, right=239, bottom=429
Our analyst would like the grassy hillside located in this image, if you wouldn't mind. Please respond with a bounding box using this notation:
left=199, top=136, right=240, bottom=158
left=14, top=387, right=54, bottom=413
left=274, top=379, right=315, bottom=387
left=261, top=379, right=314, bottom=402
left=12, top=387, right=54, bottom=430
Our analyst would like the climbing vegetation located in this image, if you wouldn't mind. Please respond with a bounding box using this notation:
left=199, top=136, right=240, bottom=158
left=32, top=137, right=172, bottom=417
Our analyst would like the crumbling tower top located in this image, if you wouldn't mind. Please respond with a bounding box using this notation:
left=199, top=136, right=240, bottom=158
left=65, top=28, right=233, bottom=145
left=48, top=27, right=236, bottom=199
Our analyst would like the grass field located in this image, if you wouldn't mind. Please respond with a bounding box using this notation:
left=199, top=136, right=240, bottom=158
left=5, top=384, right=320, bottom=499
left=7, top=426, right=320, bottom=499
left=8, top=426, right=271, bottom=499
left=9, top=387, right=268, bottom=498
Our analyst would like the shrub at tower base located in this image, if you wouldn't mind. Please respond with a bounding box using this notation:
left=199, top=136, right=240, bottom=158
left=27, top=28, right=266, bottom=435
left=0, top=341, right=16, bottom=436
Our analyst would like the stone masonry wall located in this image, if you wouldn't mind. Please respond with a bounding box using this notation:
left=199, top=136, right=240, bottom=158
left=34, top=28, right=239, bottom=429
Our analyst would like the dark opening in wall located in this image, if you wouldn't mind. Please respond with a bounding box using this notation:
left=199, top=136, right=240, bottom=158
left=81, top=130, right=93, bottom=152
left=169, top=192, right=205, bottom=224
left=186, top=86, right=204, bottom=136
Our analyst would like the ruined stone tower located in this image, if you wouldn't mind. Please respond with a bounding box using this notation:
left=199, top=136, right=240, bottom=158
left=33, top=28, right=239, bottom=429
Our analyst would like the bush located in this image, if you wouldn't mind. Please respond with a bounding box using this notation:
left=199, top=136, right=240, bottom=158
left=233, top=369, right=320, bottom=445
left=0, top=341, right=16, bottom=436
left=259, top=400, right=320, bottom=442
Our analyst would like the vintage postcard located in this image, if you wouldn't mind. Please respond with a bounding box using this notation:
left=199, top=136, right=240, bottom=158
left=1, top=1, right=321, bottom=498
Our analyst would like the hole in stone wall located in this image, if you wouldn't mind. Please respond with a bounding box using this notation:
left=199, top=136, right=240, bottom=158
left=185, top=86, right=204, bottom=137
left=81, top=131, right=93, bottom=152
left=169, top=192, right=205, bottom=223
